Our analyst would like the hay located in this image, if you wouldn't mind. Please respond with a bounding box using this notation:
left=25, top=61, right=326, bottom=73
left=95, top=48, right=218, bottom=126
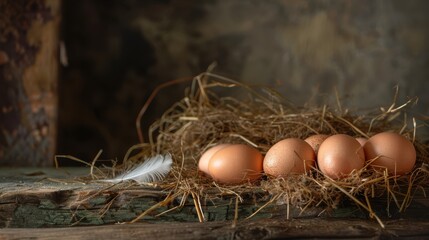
left=115, top=72, right=429, bottom=226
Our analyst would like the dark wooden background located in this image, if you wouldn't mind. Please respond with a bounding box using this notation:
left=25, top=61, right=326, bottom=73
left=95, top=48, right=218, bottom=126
left=1, top=0, right=429, bottom=166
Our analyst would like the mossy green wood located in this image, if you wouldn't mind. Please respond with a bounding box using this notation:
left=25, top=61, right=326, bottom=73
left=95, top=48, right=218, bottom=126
left=0, top=168, right=428, bottom=228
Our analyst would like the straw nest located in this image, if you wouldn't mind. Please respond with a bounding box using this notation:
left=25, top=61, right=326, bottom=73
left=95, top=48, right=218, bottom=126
left=99, top=72, right=429, bottom=226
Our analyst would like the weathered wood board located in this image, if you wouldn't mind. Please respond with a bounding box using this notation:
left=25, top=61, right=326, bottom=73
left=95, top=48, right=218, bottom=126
left=0, top=168, right=321, bottom=227
left=0, top=168, right=429, bottom=239
left=2, top=218, right=429, bottom=240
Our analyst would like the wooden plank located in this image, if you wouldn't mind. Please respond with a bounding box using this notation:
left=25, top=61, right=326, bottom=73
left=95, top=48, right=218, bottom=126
left=1, top=218, right=429, bottom=239
left=0, top=168, right=320, bottom=227
left=0, top=167, right=429, bottom=233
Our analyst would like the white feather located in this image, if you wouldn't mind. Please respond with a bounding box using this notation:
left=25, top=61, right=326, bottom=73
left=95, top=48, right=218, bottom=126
left=102, top=154, right=172, bottom=184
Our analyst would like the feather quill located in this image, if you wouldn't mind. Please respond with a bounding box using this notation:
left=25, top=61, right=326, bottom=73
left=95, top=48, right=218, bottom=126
left=102, top=154, right=172, bottom=184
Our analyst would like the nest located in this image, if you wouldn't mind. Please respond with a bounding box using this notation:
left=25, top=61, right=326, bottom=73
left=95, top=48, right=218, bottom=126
left=86, top=72, right=429, bottom=227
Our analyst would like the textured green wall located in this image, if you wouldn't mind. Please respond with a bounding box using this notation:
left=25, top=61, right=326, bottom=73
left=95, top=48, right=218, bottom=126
left=59, top=0, right=429, bottom=162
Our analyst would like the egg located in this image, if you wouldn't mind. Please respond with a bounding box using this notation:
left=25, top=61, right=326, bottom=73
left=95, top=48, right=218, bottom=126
left=317, top=134, right=365, bottom=179
left=208, top=144, right=263, bottom=184
left=363, top=132, right=416, bottom=175
left=198, top=144, right=231, bottom=176
left=356, top=137, right=367, bottom=146
left=263, top=138, right=316, bottom=177
left=304, top=134, right=329, bottom=155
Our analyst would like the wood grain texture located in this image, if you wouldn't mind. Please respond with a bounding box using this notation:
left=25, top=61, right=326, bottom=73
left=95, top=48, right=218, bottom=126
left=0, top=168, right=429, bottom=228
left=1, top=218, right=429, bottom=239
left=1, top=168, right=429, bottom=233
left=0, top=172, right=321, bottom=227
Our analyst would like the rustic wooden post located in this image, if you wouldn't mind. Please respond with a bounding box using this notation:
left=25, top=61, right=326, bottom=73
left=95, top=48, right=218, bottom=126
left=0, top=0, right=61, bottom=166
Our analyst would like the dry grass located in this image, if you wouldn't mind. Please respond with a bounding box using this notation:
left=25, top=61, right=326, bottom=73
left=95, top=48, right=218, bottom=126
left=82, top=72, right=429, bottom=227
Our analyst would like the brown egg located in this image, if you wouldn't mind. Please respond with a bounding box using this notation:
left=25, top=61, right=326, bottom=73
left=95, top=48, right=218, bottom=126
left=318, top=134, right=365, bottom=179
left=198, top=144, right=231, bottom=176
left=208, top=144, right=263, bottom=184
left=356, top=137, right=367, bottom=146
left=263, top=138, right=316, bottom=177
left=363, top=132, right=416, bottom=175
left=304, top=134, right=329, bottom=155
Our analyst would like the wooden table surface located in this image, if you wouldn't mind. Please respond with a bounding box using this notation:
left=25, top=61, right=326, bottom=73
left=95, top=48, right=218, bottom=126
left=0, top=168, right=428, bottom=239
